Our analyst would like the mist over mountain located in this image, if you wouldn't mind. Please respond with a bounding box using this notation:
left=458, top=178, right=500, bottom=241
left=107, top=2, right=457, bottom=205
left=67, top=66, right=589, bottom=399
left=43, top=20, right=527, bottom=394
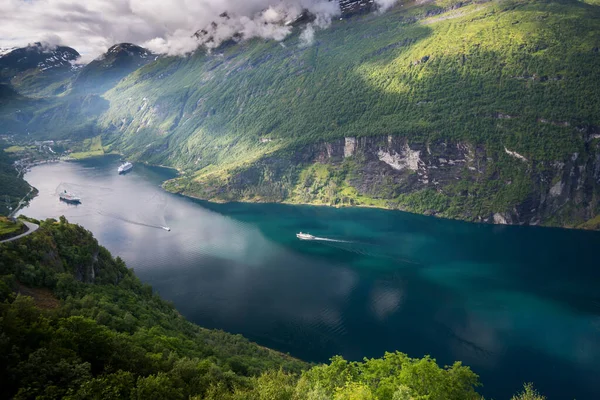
left=0, top=0, right=391, bottom=60
left=0, top=43, right=81, bottom=97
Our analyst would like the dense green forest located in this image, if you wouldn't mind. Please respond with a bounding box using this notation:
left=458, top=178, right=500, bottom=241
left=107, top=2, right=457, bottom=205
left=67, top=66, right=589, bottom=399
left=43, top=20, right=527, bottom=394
left=97, top=0, right=599, bottom=166
left=0, top=217, right=546, bottom=399
left=0, top=145, right=30, bottom=215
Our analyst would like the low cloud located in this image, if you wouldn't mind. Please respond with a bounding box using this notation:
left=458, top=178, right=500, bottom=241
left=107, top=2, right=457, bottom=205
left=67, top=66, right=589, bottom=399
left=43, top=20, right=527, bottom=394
left=375, top=0, right=399, bottom=12
left=299, top=25, right=316, bottom=47
left=0, top=0, right=342, bottom=61
left=299, top=8, right=335, bottom=47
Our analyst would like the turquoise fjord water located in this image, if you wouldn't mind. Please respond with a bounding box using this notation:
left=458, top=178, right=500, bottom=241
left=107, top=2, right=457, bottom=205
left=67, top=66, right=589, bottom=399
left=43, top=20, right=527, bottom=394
left=19, top=155, right=600, bottom=399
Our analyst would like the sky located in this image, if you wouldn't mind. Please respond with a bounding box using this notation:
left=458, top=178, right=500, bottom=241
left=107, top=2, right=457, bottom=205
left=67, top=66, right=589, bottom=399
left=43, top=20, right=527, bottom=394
left=0, top=0, right=396, bottom=62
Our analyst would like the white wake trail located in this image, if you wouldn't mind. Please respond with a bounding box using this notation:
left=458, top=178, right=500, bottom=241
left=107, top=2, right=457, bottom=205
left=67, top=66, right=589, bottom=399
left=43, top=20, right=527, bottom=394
left=312, top=237, right=352, bottom=243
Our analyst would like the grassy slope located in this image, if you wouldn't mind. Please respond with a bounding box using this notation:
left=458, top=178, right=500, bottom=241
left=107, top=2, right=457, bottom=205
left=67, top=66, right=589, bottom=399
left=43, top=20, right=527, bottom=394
left=0, top=216, right=24, bottom=239
left=69, top=135, right=105, bottom=159
left=102, top=0, right=600, bottom=164
left=95, top=0, right=600, bottom=225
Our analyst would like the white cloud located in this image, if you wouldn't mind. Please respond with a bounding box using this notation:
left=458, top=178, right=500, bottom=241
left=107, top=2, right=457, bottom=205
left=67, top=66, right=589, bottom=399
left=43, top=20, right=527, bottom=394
left=375, top=0, right=398, bottom=12
left=0, top=0, right=341, bottom=61
left=299, top=24, right=315, bottom=47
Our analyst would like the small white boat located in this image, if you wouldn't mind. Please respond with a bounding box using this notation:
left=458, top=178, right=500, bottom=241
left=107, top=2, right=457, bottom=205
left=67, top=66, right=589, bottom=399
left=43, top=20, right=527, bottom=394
left=296, top=232, right=315, bottom=240
left=162, top=226, right=171, bottom=232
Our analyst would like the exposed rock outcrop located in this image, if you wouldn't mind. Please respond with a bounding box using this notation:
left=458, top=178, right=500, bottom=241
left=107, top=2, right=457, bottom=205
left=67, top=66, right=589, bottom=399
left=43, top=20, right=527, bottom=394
left=181, top=135, right=600, bottom=229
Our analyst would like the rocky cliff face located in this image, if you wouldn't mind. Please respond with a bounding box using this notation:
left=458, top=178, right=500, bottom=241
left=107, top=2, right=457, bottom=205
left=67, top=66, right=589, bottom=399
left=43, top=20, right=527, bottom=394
left=177, top=133, right=600, bottom=229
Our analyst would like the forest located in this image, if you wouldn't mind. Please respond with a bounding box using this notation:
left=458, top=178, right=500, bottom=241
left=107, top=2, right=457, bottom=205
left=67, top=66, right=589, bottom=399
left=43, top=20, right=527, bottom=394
left=0, top=145, right=30, bottom=215
left=0, top=217, right=547, bottom=399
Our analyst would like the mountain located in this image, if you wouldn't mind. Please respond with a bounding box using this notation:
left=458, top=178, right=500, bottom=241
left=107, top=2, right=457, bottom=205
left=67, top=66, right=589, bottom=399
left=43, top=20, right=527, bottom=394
left=0, top=83, right=20, bottom=103
left=339, top=0, right=376, bottom=14
left=1, top=0, right=600, bottom=229
left=0, top=142, right=31, bottom=215
left=0, top=47, right=16, bottom=56
left=99, top=0, right=600, bottom=229
left=0, top=43, right=80, bottom=96
left=72, top=43, right=156, bottom=94
left=0, top=216, right=542, bottom=399
left=0, top=42, right=79, bottom=76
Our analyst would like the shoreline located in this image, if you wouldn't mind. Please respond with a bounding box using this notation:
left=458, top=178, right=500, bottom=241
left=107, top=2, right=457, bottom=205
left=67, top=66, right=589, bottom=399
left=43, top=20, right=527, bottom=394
left=166, top=186, right=600, bottom=233
left=21, top=156, right=600, bottom=233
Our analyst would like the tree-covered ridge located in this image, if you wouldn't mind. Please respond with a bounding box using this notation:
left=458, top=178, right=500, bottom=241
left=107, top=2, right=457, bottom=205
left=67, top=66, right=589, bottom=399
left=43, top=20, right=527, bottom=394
left=0, top=144, right=30, bottom=215
left=99, top=0, right=600, bottom=165
left=0, top=218, right=547, bottom=399
left=0, top=217, right=307, bottom=399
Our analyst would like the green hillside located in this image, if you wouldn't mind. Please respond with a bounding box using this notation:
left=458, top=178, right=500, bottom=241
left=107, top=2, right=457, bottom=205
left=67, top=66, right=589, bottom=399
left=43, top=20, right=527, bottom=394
left=1, top=0, right=599, bottom=228
left=97, top=0, right=600, bottom=228
left=0, top=217, right=546, bottom=399
left=105, top=0, right=599, bottom=158
left=0, top=144, right=30, bottom=215
left=0, top=217, right=306, bottom=399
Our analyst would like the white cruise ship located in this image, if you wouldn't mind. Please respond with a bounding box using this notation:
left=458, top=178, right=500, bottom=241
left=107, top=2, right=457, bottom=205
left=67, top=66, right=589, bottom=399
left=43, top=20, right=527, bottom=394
left=59, top=190, right=81, bottom=204
left=118, top=162, right=133, bottom=174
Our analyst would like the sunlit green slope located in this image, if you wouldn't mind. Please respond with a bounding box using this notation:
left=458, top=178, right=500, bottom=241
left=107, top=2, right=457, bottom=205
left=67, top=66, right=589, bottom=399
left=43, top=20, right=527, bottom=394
left=102, top=0, right=599, bottom=163
left=1, top=0, right=598, bottom=227
left=95, top=0, right=600, bottom=227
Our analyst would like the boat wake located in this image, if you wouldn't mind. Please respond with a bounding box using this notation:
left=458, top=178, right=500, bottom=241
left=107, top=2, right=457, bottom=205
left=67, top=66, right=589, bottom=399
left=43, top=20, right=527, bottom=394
left=297, top=232, right=351, bottom=243
left=56, top=182, right=112, bottom=195
left=54, top=182, right=172, bottom=232
left=311, top=237, right=352, bottom=243
left=97, top=211, right=168, bottom=231
left=315, top=238, right=420, bottom=266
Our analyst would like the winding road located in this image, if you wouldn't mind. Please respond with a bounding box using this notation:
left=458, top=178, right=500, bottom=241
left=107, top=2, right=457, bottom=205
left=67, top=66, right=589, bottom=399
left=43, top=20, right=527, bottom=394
left=0, top=221, right=39, bottom=244
left=8, top=187, right=35, bottom=219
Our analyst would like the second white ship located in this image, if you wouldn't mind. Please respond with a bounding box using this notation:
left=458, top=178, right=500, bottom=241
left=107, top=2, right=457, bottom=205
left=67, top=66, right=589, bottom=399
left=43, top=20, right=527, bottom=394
left=118, top=162, right=133, bottom=174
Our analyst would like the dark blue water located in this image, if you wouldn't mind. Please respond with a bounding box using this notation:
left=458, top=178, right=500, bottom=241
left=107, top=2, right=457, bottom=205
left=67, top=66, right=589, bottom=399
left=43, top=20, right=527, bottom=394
left=20, top=156, right=600, bottom=399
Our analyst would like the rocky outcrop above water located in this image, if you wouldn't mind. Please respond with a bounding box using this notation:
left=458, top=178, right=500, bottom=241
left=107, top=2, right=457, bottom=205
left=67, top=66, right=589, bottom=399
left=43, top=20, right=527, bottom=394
left=175, top=134, right=600, bottom=229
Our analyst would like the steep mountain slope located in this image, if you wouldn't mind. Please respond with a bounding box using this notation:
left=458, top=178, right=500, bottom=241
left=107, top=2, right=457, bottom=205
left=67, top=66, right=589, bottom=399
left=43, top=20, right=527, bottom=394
left=72, top=43, right=156, bottom=94
left=96, top=0, right=600, bottom=228
left=0, top=83, right=21, bottom=103
left=0, top=43, right=154, bottom=138
left=0, top=144, right=30, bottom=215
left=0, top=217, right=307, bottom=398
left=0, top=43, right=80, bottom=96
left=0, top=84, right=42, bottom=138
left=0, top=91, right=108, bottom=139
left=0, top=0, right=598, bottom=228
